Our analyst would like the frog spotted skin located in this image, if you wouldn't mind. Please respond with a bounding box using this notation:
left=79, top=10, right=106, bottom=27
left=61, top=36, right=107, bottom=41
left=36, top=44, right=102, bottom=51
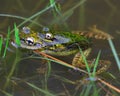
left=12, top=26, right=111, bottom=74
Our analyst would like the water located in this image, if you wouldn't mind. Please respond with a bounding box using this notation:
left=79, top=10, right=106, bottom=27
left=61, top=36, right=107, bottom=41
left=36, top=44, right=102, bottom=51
left=0, top=0, right=120, bottom=96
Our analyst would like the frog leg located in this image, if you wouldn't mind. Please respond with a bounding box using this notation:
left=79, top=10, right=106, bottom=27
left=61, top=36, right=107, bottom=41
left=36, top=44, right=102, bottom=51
left=94, top=60, right=111, bottom=74
left=36, top=56, right=48, bottom=74
left=72, top=48, right=111, bottom=74
left=72, top=48, right=92, bottom=68
left=36, top=59, right=48, bottom=74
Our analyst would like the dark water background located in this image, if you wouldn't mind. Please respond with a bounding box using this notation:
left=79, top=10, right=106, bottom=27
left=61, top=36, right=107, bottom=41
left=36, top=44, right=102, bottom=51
left=0, top=0, right=120, bottom=96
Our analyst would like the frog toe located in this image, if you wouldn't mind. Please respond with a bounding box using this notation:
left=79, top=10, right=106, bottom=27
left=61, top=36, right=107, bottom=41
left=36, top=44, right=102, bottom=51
left=96, top=60, right=111, bottom=74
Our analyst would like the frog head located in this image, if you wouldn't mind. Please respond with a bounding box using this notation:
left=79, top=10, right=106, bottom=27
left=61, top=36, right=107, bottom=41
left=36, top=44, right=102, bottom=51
left=11, top=27, right=70, bottom=50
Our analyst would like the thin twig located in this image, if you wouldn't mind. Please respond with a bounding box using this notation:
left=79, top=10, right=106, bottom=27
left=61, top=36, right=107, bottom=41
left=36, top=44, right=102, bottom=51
left=97, top=78, right=120, bottom=94
left=33, top=50, right=88, bottom=74
left=97, top=82, right=113, bottom=96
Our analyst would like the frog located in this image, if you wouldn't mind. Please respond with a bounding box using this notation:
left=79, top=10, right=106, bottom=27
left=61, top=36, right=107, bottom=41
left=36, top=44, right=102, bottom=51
left=11, top=26, right=113, bottom=74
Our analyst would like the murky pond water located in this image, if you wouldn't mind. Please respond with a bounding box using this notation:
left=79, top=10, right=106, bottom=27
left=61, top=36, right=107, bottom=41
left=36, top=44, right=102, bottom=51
left=0, top=0, right=120, bottom=96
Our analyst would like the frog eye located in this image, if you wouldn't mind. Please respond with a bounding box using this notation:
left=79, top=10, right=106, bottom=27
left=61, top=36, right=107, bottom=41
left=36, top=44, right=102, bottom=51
left=45, top=33, right=53, bottom=40
left=26, top=37, right=34, bottom=45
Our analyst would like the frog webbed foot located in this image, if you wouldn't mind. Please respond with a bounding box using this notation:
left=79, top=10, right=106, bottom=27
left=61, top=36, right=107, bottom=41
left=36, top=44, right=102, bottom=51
left=36, top=59, right=48, bottom=74
left=94, top=60, right=111, bottom=74
left=72, top=48, right=111, bottom=74
left=72, top=48, right=91, bottom=68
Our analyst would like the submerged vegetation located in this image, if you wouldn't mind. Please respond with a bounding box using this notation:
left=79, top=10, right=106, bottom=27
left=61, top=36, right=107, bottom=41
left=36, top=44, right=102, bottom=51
left=0, top=0, right=120, bottom=96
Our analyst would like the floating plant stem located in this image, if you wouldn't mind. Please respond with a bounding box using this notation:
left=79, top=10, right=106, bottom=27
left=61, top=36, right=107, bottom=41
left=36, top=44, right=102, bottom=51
left=18, top=2, right=55, bottom=28
left=0, top=14, right=42, bottom=27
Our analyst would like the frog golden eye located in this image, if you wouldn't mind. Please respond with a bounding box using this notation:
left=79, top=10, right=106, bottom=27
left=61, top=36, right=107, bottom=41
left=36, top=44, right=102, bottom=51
left=45, top=33, right=53, bottom=40
left=26, top=37, right=34, bottom=46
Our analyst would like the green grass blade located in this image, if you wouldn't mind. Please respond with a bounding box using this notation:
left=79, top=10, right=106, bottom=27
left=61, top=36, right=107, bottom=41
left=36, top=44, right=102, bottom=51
left=0, top=35, right=3, bottom=54
left=79, top=48, right=91, bottom=76
left=92, top=51, right=101, bottom=77
left=0, top=89, right=13, bottom=96
left=108, top=39, right=120, bottom=70
left=14, top=23, right=21, bottom=46
left=49, top=0, right=55, bottom=7
left=18, top=3, right=55, bottom=28
left=46, top=61, right=51, bottom=78
left=26, top=82, right=55, bottom=96
left=0, top=14, right=42, bottom=27
left=92, top=83, right=100, bottom=96
left=4, top=49, right=21, bottom=89
left=84, top=86, right=92, bottom=96
left=51, top=0, right=87, bottom=26
left=80, top=85, right=91, bottom=96
left=2, top=27, right=11, bottom=58
left=49, top=0, right=61, bottom=15
left=53, top=75, right=75, bottom=84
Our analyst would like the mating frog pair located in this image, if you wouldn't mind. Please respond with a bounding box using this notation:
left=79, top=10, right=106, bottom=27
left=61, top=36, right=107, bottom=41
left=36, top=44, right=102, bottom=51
left=12, top=26, right=113, bottom=74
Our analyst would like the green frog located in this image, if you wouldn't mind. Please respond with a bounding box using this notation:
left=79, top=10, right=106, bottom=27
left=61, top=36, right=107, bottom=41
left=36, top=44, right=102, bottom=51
left=11, top=26, right=113, bottom=74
